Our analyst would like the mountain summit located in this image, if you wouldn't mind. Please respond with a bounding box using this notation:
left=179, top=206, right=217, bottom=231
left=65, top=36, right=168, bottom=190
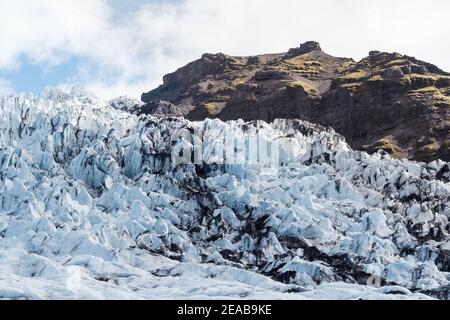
left=141, top=41, right=450, bottom=162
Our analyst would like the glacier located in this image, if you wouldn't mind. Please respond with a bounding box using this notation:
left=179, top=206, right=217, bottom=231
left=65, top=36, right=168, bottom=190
left=0, top=87, right=449, bottom=300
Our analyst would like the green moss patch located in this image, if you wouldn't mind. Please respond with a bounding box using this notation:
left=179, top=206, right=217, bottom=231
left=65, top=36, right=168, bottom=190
left=363, top=138, right=403, bottom=158
left=204, top=102, right=224, bottom=115
left=286, top=80, right=318, bottom=95
left=337, top=70, right=369, bottom=80
left=414, top=143, right=439, bottom=162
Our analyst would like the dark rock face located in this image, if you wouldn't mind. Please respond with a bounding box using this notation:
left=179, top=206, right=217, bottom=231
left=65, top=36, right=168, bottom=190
left=141, top=42, right=450, bottom=162
left=285, top=41, right=322, bottom=59
left=137, top=100, right=189, bottom=118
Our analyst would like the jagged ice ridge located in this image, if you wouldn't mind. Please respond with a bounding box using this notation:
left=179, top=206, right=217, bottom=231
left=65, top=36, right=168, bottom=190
left=0, top=88, right=450, bottom=299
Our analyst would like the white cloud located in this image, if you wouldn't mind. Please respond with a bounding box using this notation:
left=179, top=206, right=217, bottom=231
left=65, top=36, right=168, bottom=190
left=1, top=0, right=450, bottom=99
left=0, top=0, right=111, bottom=68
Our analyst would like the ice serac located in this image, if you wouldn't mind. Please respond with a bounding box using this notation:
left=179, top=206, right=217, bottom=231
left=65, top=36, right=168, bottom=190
left=0, top=88, right=450, bottom=299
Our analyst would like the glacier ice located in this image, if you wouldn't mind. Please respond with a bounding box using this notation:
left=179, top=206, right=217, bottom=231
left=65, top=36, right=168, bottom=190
left=0, top=87, right=449, bottom=300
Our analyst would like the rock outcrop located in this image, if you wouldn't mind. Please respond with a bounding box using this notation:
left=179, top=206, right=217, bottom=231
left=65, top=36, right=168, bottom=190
left=141, top=42, right=450, bottom=162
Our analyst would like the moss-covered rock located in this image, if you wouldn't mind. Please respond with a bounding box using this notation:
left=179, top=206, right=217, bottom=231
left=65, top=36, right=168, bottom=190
left=363, top=139, right=403, bottom=159
left=286, top=80, right=317, bottom=96
left=414, top=143, right=439, bottom=162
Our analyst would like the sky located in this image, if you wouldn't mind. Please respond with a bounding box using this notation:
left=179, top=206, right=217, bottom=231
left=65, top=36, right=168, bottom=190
left=0, top=0, right=449, bottom=100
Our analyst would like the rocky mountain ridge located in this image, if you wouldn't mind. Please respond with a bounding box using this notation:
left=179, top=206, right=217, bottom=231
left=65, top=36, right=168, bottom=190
left=141, top=41, right=450, bottom=162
